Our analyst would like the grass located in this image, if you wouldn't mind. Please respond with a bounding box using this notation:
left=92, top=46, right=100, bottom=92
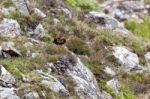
left=120, top=83, right=137, bottom=99
left=0, top=57, right=48, bottom=78
left=0, top=0, right=14, bottom=7
left=66, top=36, right=91, bottom=55
left=66, top=0, right=99, bottom=10
left=125, top=16, right=150, bottom=39
left=7, top=11, right=41, bottom=31
left=119, top=70, right=150, bottom=96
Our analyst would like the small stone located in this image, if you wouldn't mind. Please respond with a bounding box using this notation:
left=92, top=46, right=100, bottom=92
left=107, top=78, right=120, bottom=93
left=58, top=7, right=72, bottom=19
left=0, top=65, right=16, bottom=87
left=23, top=42, right=33, bottom=48
left=0, top=87, right=20, bottom=99
left=23, top=91, right=40, bottom=99
left=145, top=52, right=150, bottom=69
left=36, top=70, right=70, bottom=97
left=30, top=24, right=45, bottom=39
left=33, top=8, right=46, bottom=18
left=104, top=66, right=116, bottom=76
left=1, top=42, right=22, bottom=57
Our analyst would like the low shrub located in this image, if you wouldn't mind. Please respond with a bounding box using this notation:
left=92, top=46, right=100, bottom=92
left=66, top=36, right=91, bottom=55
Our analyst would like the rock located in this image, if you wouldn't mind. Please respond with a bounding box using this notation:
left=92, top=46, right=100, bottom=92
left=0, top=87, right=20, bottom=99
left=26, top=51, right=40, bottom=58
left=87, top=11, right=121, bottom=29
left=107, top=78, right=120, bottom=93
left=46, top=62, right=55, bottom=73
left=67, top=58, right=102, bottom=99
left=22, top=91, right=40, bottom=99
left=12, top=0, right=30, bottom=16
left=1, top=42, right=22, bottom=57
left=86, top=11, right=132, bottom=35
left=21, top=74, right=30, bottom=83
left=145, top=52, right=150, bottom=67
left=113, top=46, right=140, bottom=71
left=0, top=65, right=16, bottom=87
left=0, top=7, right=16, bottom=16
left=36, top=70, right=70, bottom=97
left=53, top=18, right=60, bottom=26
left=30, top=24, right=45, bottom=39
left=101, top=0, right=150, bottom=21
left=144, top=52, right=150, bottom=71
left=52, top=56, right=102, bottom=99
left=33, top=8, right=46, bottom=18
left=23, top=42, right=33, bottom=48
left=0, top=18, right=21, bottom=37
left=114, top=27, right=132, bottom=35
left=101, top=91, right=113, bottom=99
left=104, top=66, right=116, bottom=76
left=57, top=7, right=72, bottom=19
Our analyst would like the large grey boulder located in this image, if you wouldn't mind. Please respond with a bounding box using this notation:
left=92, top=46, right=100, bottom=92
left=87, top=11, right=121, bottom=30
left=22, top=91, right=40, bottom=99
left=12, top=0, right=30, bottom=16
left=67, top=58, right=102, bottom=99
left=113, top=46, right=140, bottom=71
left=86, top=11, right=132, bottom=35
left=0, top=87, right=20, bottom=99
left=51, top=56, right=103, bottom=99
left=36, top=70, right=70, bottom=97
left=0, top=65, right=16, bottom=87
left=0, top=18, right=21, bottom=37
left=101, top=0, right=150, bottom=21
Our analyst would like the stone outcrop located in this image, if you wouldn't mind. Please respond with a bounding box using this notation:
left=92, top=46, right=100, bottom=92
left=0, top=87, right=19, bottom=99
left=113, top=46, right=143, bottom=71
left=12, top=0, right=30, bottom=16
left=0, top=65, right=16, bottom=87
left=0, top=18, right=21, bottom=37
left=30, top=24, right=45, bottom=39
left=49, top=56, right=103, bottom=99
left=0, top=42, right=22, bottom=58
left=107, top=78, right=120, bottom=93
left=86, top=11, right=132, bottom=35
left=101, top=0, right=150, bottom=22
left=22, top=91, right=40, bottom=99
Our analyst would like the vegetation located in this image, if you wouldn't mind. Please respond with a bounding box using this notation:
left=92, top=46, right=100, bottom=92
left=125, top=16, right=150, bottom=39
left=66, top=36, right=91, bottom=55
left=0, top=0, right=150, bottom=99
left=66, top=0, right=99, bottom=10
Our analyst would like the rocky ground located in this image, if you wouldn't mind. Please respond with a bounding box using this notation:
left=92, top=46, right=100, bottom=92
left=0, top=0, right=150, bottom=99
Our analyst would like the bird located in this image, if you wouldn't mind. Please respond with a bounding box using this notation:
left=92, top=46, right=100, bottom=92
left=53, top=34, right=66, bottom=45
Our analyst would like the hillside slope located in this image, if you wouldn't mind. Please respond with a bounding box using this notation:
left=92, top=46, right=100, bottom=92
left=0, top=0, right=150, bottom=99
